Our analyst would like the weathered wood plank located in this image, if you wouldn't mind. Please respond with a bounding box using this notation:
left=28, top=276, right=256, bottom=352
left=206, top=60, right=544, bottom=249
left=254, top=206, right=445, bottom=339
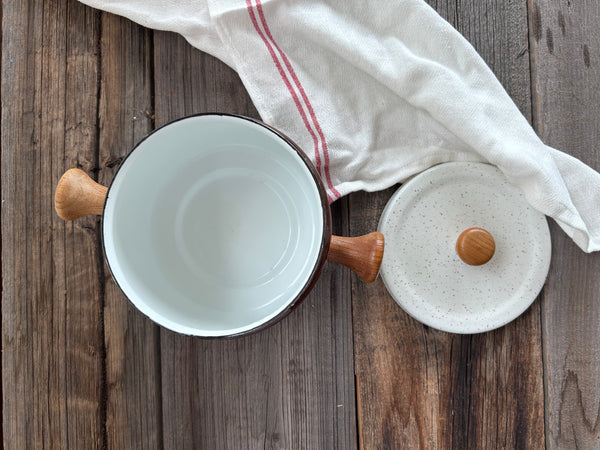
left=2, top=0, right=105, bottom=448
left=528, top=1, right=600, bottom=448
left=351, top=1, right=545, bottom=448
left=97, top=12, right=163, bottom=449
left=153, top=31, right=357, bottom=449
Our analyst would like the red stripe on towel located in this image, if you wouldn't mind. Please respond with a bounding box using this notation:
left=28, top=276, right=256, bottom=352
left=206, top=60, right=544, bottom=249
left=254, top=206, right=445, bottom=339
left=254, top=0, right=340, bottom=200
left=246, top=0, right=340, bottom=200
left=245, top=1, right=323, bottom=177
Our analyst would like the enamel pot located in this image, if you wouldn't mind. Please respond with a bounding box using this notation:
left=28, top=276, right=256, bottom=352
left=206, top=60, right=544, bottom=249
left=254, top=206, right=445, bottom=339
left=55, top=114, right=384, bottom=337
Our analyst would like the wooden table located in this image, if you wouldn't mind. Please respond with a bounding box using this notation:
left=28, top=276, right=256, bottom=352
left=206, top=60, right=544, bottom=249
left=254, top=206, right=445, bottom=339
left=2, top=0, right=599, bottom=448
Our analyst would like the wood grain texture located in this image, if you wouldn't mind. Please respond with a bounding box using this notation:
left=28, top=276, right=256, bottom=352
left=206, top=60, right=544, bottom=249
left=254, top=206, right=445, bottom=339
left=528, top=1, right=600, bottom=448
left=2, top=0, right=105, bottom=447
left=97, top=13, right=163, bottom=449
left=153, top=31, right=357, bottom=449
left=351, top=1, right=545, bottom=448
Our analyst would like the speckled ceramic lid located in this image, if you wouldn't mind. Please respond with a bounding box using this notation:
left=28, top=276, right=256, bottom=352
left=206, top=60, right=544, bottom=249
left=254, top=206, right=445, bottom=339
left=378, top=162, right=551, bottom=334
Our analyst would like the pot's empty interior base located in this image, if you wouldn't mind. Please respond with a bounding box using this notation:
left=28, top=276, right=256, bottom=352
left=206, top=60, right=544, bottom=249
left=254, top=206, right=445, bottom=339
left=172, top=163, right=294, bottom=288
left=103, top=116, right=325, bottom=336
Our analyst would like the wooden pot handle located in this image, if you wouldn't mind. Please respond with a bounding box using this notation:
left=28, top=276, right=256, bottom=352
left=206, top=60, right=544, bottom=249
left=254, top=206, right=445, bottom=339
left=327, top=232, right=384, bottom=283
left=55, top=168, right=108, bottom=221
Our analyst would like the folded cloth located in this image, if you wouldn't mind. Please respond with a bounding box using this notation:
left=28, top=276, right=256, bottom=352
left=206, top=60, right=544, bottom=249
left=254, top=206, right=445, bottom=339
left=80, top=0, right=600, bottom=252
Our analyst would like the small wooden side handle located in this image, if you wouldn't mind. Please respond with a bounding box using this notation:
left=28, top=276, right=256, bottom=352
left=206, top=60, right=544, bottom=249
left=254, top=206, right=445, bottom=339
left=327, top=232, right=385, bottom=283
left=55, top=168, right=108, bottom=220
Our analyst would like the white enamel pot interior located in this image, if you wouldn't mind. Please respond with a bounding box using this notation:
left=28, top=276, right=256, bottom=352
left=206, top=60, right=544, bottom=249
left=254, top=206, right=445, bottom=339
left=55, top=114, right=384, bottom=337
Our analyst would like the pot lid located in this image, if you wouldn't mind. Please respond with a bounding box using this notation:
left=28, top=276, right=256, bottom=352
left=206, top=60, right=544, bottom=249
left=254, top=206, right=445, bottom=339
left=378, top=162, right=551, bottom=334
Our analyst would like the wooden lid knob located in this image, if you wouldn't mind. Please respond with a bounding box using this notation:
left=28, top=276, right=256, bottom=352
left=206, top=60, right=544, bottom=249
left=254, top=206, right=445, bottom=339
left=456, top=227, right=495, bottom=266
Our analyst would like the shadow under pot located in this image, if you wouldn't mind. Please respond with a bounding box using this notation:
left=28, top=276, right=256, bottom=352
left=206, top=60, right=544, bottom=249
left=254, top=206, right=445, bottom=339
left=55, top=114, right=384, bottom=338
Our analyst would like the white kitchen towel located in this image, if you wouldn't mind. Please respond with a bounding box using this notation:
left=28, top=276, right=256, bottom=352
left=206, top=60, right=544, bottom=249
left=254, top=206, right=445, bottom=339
left=79, top=0, right=600, bottom=252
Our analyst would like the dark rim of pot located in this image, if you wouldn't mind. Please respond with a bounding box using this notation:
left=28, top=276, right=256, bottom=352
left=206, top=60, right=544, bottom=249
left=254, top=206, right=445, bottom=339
left=101, top=113, right=332, bottom=339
